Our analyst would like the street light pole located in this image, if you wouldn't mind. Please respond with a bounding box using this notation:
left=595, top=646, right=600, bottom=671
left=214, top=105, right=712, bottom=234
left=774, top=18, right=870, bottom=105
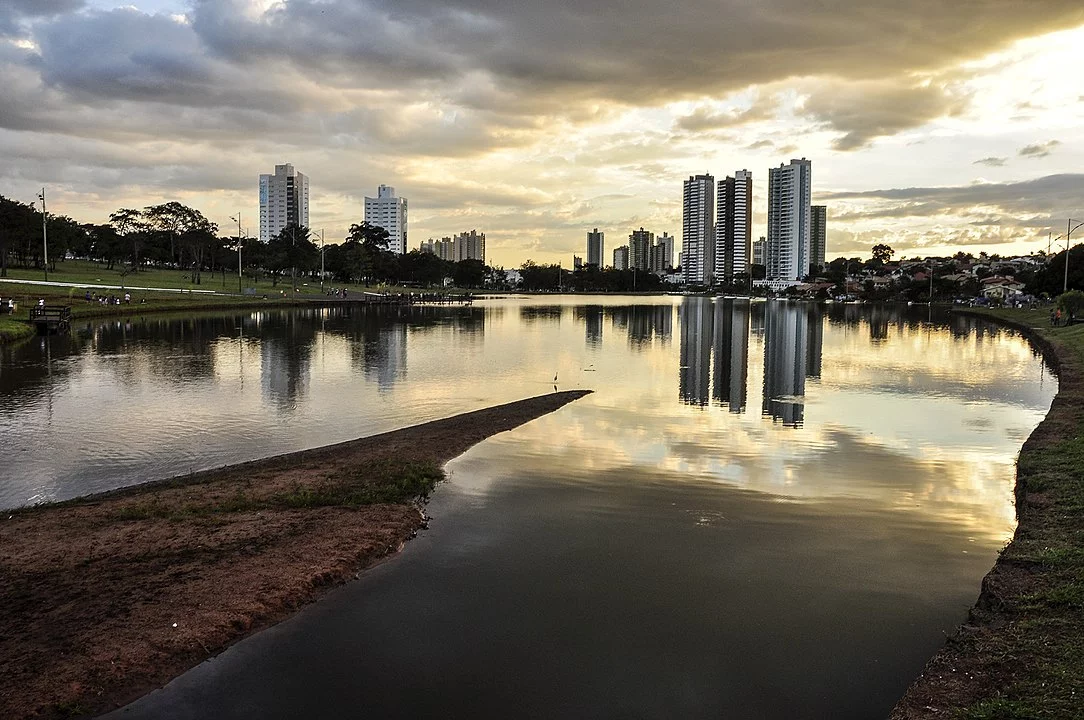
left=319, top=228, right=325, bottom=292
left=230, top=213, right=243, bottom=294
left=38, top=188, right=48, bottom=282
left=1063, top=219, right=1084, bottom=294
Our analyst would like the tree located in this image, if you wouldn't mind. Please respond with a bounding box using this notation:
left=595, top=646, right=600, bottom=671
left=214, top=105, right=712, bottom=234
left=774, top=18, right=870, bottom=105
left=453, top=259, right=487, bottom=288
left=109, top=207, right=150, bottom=270
left=268, top=223, right=317, bottom=289
left=871, top=244, right=894, bottom=264
left=1057, top=289, right=1084, bottom=320
left=0, top=195, right=40, bottom=277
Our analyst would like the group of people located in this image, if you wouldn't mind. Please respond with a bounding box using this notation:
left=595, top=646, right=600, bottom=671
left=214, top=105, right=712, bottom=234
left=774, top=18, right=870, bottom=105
left=85, top=291, right=131, bottom=305
left=1050, top=308, right=1075, bottom=327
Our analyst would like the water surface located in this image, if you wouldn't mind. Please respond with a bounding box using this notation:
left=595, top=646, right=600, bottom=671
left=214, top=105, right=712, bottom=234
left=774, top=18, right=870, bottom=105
left=0, top=298, right=1055, bottom=718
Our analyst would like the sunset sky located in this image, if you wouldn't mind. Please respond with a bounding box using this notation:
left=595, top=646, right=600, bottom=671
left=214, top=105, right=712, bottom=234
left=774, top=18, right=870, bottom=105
left=1, top=0, right=1083, bottom=268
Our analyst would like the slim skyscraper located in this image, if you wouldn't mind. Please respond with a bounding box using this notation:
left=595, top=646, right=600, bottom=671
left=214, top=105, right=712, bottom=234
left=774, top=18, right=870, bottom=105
left=259, top=163, right=309, bottom=242
left=683, top=174, right=715, bottom=285
left=715, top=170, right=753, bottom=281
left=752, top=236, right=767, bottom=268
left=364, top=185, right=408, bottom=254
left=587, top=229, right=604, bottom=266
left=810, top=205, right=827, bottom=272
left=629, top=227, right=654, bottom=271
left=767, top=159, right=812, bottom=282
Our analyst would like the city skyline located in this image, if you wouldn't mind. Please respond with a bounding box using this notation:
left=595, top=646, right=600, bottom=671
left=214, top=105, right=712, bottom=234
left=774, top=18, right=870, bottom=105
left=1, top=2, right=1082, bottom=269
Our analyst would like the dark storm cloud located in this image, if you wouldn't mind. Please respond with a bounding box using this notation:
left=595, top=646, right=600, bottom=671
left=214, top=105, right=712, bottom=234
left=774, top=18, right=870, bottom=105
left=823, top=174, right=1084, bottom=224
left=0, top=0, right=82, bottom=37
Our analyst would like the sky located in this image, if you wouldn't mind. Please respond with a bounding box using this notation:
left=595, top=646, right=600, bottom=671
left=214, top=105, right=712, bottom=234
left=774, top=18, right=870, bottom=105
left=1, top=0, right=1083, bottom=268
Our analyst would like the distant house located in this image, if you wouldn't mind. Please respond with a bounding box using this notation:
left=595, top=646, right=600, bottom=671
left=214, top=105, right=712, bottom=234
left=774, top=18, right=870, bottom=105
left=982, top=284, right=1023, bottom=301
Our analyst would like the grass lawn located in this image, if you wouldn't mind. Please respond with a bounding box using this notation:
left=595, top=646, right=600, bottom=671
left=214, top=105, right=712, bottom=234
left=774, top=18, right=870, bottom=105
left=0, top=317, right=34, bottom=343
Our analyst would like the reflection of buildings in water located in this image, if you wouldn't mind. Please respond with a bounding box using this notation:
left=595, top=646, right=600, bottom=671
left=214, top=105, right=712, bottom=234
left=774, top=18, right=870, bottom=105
left=608, top=305, right=673, bottom=346
left=868, top=304, right=891, bottom=343
left=368, top=324, right=408, bottom=391
left=260, top=320, right=316, bottom=409
left=519, top=305, right=565, bottom=324
left=712, top=300, right=750, bottom=412
left=575, top=306, right=604, bottom=346
left=762, top=301, right=823, bottom=427
left=679, top=299, right=713, bottom=406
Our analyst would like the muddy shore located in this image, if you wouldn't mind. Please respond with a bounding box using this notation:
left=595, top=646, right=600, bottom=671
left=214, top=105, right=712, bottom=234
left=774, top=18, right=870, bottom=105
left=890, top=310, right=1084, bottom=718
left=0, top=390, right=591, bottom=719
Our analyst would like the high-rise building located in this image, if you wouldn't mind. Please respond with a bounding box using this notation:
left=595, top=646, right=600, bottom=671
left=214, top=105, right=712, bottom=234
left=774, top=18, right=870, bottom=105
left=454, top=229, right=485, bottom=262
left=587, top=229, right=604, bottom=267
left=613, top=245, right=630, bottom=271
left=629, top=227, right=654, bottom=271
left=683, top=174, right=715, bottom=285
left=715, top=170, right=753, bottom=281
left=573, top=255, right=583, bottom=270
left=420, top=231, right=485, bottom=262
left=810, top=206, right=827, bottom=272
left=364, top=185, right=408, bottom=254
left=752, top=236, right=767, bottom=268
left=259, top=163, right=309, bottom=242
left=767, top=159, right=812, bottom=282
left=654, top=233, right=675, bottom=273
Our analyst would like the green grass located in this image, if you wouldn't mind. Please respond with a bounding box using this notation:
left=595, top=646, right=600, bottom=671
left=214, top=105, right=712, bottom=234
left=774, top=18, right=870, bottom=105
left=0, top=317, right=34, bottom=343
left=109, top=459, right=444, bottom=522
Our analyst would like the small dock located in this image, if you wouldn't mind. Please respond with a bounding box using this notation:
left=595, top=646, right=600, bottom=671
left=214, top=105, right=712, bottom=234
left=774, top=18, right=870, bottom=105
left=29, top=306, right=72, bottom=335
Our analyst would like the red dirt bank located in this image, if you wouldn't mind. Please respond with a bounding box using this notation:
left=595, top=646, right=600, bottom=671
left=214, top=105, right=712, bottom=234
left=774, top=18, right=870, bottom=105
left=0, top=391, right=591, bottom=719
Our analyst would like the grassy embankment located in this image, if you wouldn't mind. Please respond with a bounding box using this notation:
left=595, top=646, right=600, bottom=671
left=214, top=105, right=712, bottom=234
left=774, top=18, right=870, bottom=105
left=0, top=259, right=468, bottom=343
left=892, top=307, right=1084, bottom=720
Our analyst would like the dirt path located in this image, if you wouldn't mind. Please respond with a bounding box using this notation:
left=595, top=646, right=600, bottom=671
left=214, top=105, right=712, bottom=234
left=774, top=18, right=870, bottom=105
left=0, top=391, right=591, bottom=719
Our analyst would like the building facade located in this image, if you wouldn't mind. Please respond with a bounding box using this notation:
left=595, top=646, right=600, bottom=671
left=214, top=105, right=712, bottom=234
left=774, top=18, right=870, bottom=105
left=364, top=185, right=408, bottom=254
left=810, top=205, right=827, bottom=272
left=654, top=233, right=675, bottom=273
left=419, top=230, right=485, bottom=262
left=629, top=227, right=654, bottom=272
left=587, top=228, right=604, bottom=267
left=613, top=245, right=630, bottom=271
left=715, top=170, right=753, bottom=281
left=767, top=159, right=812, bottom=282
left=683, top=174, right=715, bottom=285
left=259, top=163, right=309, bottom=243
left=752, top=236, right=767, bottom=268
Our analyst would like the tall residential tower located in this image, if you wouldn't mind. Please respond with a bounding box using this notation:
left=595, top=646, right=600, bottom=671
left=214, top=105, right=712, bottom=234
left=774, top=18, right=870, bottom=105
left=682, top=174, right=715, bottom=285
left=715, top=169, right=753, bottom=281
left=767, top=159, right=812, bottom=282
left=587, top=229, right=604, bottom=266
left=810, top=205, right=827, bottom=272
left=259, top=163, right=309, bottom=242
left=364, top=185, right=408, bottom=254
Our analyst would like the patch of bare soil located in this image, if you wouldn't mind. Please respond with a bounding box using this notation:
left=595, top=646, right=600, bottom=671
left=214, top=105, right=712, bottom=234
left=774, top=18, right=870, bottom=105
left=0, top=391, right=590, bottom=719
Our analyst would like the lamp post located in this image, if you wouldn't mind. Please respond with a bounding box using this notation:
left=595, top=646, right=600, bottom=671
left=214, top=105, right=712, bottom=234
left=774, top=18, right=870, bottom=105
left=1063, top=219, right=1084, bottom=294
left=230, top=213, right=243, bottom=295
left=319, top=228, right=325, bottom=292
left=38, top=188, right=48, bottom=282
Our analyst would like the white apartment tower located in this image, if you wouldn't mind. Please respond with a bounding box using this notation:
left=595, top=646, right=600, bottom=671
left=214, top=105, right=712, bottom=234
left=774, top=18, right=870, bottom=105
left=653, top=233, right=675, bottom=273
left=683, top=174, right=715, bottom=285
left=364, top=185, right=408, bottom=254
left=715, top=170, right=753, bottom=280
left=767, top=159, right=812, bottom=282
left=259, top=163, right=309, bottom=242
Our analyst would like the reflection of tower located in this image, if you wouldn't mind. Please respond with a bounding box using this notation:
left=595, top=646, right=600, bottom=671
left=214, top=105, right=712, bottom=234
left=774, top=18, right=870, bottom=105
left=583, top=306, right=603, bottom=346
left=679, top=298, right=713, bottom=406
left=762, top=301, right=808, bottom=426
left=259, top=315, right=314, bottom=409
left=713, top=299, right=750, bottom=412
left=806, top=305, right=823, bottom=379
left=373, top=323, right=407, bottom=390
left=654, top=305, right=673, bottom=344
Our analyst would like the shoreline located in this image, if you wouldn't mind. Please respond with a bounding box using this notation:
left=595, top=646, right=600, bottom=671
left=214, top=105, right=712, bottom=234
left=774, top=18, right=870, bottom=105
left=890, top=308, right=1084, bottom=718
left=0, top=391, right=591, bottom=719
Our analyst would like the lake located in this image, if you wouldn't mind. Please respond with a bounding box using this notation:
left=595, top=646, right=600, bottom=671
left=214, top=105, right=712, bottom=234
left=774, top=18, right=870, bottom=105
left=0, top=297, right=1055, bottom=718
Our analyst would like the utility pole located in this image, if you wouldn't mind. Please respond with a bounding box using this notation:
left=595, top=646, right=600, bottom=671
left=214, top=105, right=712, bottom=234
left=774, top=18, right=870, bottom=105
left=38, top=188, right=49, bottom=282
left=319, top=228, right=325, bottom=292
left=1065, top=219, right=1072, bottom=295
left=231, top=213, right=243, bottom=294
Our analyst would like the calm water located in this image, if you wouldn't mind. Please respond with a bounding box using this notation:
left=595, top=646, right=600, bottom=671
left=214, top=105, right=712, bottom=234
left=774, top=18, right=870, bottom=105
left=0, top=298, right=1055, bottom=719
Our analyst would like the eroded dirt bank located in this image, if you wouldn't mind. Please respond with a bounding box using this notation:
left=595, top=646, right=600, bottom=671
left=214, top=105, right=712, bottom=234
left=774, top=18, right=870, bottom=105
left=0, top=390, right=591, bottom=719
